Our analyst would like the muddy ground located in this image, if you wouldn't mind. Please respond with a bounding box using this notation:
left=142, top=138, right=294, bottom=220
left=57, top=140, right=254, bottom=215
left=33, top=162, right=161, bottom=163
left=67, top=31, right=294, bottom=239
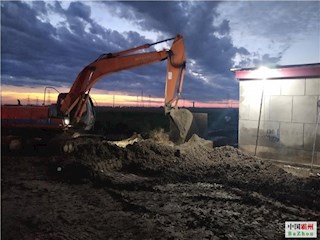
left=2, top=134, right=320, bottom=240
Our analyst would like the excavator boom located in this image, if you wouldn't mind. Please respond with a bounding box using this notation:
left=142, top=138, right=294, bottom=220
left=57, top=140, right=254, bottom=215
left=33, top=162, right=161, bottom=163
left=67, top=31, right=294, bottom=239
left=58, top=34, right=193, bottom=143
left=60, top=36, right=184, bottom=116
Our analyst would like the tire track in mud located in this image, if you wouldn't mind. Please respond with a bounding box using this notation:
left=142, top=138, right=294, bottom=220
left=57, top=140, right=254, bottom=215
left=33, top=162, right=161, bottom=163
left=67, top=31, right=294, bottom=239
left=111, top=182, right=286, bottom=239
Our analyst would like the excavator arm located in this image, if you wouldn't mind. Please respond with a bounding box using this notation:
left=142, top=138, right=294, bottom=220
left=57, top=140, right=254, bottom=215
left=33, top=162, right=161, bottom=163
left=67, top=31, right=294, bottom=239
left=59, top=34, right=192, bottom=143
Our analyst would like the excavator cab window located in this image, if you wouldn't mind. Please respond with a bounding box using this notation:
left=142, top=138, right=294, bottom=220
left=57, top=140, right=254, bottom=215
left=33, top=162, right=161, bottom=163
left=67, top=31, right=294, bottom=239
left=48, top=104, right=58, bottom=118
left=57, top=93, right=68, bottom=112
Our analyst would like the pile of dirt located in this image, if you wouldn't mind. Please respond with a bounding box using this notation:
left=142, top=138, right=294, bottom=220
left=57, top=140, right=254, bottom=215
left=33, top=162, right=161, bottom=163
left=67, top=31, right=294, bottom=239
left=148, top=128, right=173, bottom=145
left=58, top=134, right=320, bottom=210
left=2, top=133, right=320, bottom=240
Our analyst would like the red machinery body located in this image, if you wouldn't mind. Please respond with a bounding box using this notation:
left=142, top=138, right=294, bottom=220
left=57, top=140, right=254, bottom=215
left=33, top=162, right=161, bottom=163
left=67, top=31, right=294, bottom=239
left=1, top=105, right=64, bottom=130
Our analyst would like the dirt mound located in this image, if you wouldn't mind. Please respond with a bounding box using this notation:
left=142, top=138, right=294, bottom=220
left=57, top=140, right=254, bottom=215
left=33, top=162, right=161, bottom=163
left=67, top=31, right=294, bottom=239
left=2, top=133, right=320, bottom=240
left=148, top=128, right=173, bottom=145
left=57, top=135, right=320, bottom=210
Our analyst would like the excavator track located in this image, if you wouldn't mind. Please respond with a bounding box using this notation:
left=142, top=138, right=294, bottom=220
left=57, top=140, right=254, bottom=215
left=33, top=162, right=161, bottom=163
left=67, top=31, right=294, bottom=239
left=48, top=133, right=106, bottom=154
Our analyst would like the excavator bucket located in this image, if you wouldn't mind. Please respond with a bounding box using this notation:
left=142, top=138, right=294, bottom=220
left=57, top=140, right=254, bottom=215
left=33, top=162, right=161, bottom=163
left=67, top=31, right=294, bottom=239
left=168, top=108, right=194, bottom=144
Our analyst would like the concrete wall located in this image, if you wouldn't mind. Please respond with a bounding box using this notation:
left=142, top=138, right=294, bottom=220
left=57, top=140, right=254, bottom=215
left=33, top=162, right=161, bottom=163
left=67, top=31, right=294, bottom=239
left=239, top=77, right=320, bottom=166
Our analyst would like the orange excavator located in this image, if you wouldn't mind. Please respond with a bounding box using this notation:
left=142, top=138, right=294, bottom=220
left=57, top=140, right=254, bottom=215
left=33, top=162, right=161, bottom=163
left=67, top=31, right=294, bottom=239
left=2, top=34, right=194, bottom=150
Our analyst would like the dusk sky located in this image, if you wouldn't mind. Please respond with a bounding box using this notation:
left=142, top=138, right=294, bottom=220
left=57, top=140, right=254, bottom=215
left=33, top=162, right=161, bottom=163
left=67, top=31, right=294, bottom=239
left=1, top=1, right=320, bottom=107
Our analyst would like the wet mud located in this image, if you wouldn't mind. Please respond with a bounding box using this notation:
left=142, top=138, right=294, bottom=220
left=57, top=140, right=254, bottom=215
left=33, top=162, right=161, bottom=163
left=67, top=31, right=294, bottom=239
left=2, top=134, right=320, bottom=239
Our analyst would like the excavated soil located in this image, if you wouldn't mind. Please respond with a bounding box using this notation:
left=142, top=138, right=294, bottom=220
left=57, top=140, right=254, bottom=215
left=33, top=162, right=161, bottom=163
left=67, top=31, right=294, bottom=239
left=2, top=134, right=320, bottom=240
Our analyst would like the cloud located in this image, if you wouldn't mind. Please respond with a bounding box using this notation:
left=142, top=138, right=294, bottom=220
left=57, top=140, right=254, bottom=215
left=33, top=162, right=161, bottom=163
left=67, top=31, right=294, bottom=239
left=116, top=1, right=252, bottom=100
left=67, top=1, right=91, bottom=21
left=215, top=1, right=320, bottom=66
left=1, top=1, right=152, bottom=89
left=2, top=1, right=242, bottom=103
left=2, top=1, right=317, bottom=104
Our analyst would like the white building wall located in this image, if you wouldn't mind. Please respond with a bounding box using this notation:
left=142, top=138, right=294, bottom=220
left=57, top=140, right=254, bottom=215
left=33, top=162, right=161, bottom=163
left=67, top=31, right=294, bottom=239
left=239, top=77, right=320, bottom=166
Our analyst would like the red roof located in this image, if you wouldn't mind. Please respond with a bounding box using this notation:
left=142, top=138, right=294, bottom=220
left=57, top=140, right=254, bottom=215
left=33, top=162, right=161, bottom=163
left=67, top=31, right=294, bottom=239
left=232, top=63, right=320, bottom=80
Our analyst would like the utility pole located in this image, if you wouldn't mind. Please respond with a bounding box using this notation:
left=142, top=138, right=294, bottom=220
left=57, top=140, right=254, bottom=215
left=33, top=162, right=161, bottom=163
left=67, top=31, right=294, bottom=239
left=47, top=90, right=51, bottom=104
left=141, top=90, right=144, bottom=107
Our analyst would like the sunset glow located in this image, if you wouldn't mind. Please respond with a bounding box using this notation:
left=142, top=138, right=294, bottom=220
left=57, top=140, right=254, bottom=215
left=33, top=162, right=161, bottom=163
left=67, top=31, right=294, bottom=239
left=1, top=85, right=238, bottom=108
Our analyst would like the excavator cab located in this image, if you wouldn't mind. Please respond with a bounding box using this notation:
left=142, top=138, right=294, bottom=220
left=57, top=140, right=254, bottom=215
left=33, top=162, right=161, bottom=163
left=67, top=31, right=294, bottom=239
left=57, top=93, right=95, bottom=131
